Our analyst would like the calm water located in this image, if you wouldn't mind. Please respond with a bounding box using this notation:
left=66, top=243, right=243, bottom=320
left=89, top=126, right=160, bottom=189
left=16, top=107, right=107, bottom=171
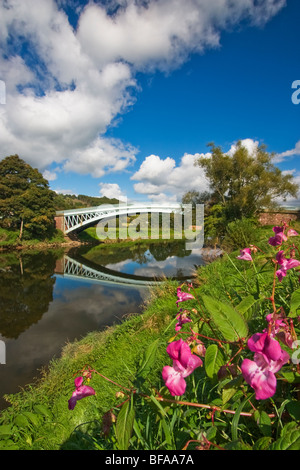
left=0, top=241, right=212, bottom=410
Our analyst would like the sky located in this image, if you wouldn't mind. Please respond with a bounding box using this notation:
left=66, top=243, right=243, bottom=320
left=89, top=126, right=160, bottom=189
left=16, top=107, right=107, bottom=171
left=0, top=0, right=300, bottom=206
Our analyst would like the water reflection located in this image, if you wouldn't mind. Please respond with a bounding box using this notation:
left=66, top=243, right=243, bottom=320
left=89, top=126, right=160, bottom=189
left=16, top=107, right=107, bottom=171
left=77, top=240, right=206, bottom=279
left=0, top=241, right=215, bottom=410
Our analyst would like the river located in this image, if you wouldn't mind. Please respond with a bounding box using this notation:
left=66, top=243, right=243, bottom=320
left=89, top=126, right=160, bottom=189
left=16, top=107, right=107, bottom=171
left=0, top=240, right=220, bottom=410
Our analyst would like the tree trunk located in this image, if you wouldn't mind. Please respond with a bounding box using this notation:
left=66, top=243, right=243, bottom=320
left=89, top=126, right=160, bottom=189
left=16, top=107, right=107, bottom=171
left=19, top=218, right=23, bottom=240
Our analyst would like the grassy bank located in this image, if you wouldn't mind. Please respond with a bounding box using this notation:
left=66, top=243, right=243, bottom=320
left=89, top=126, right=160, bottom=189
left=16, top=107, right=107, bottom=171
left=0, top=226, right=266, bottom=450
left=0, top=227, right=68, bottom=250
left=0, top=221, right=299, bottom=450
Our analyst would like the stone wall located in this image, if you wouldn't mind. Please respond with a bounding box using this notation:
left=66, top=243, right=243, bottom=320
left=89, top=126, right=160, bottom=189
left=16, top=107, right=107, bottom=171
left=258, top=211, right=300, bottom=226
left=54, top=215, right=64, bottom=232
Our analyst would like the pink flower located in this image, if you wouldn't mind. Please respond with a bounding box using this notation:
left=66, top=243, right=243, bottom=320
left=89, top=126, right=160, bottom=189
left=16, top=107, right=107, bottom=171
left=175, top=310, right=192, bottom=331
left=268, top=226, right=287, bottom=247
left=275, top=250, right=300, bottom=282
left=68, top=376, right=95, bottom=410
left=241, top=350, right=290, bottom=400
left=266, top=313, right=294, bottom=348
left=287, top=229, right=298, bottom=237
left=247, top=332, right=282, bottom=361
left=176, top=287, right=195, bottom=306
left=265, top=313, right=286, bottom=333
left=162, top=339, right=202, bottom=396
left=237, top=248, right=252, bottom=261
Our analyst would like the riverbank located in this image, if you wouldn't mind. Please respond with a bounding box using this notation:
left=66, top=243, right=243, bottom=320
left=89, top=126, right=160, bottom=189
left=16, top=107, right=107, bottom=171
left=0, top=232, right=261, bottom=450
left=0, top=225, right=195, bottom=252
left=1, top=222, right=299, bottom=450
left=0, top=227, right=78, bottom=252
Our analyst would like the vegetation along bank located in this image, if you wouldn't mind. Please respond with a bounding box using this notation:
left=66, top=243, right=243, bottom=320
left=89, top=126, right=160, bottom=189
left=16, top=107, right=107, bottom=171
left=0, top=221, right=299, bottom=450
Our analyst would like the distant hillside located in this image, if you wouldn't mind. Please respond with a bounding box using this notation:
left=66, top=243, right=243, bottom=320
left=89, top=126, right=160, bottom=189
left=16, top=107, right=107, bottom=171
left=53, top=193, right=120, bottom=211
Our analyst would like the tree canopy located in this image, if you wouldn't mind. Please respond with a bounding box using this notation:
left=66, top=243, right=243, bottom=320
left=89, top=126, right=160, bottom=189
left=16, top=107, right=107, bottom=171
left=194, top=141, right=299, bottom=220
left=0, top=155, right=56, bottom=238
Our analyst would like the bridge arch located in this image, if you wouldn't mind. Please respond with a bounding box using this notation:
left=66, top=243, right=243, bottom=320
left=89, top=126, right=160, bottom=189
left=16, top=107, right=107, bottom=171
left=55, top=203, right=183, bottom=235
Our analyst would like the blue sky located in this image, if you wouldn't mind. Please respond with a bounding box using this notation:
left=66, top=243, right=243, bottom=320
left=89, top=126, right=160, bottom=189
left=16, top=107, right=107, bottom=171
left=0, top=0, right=300, bottom=205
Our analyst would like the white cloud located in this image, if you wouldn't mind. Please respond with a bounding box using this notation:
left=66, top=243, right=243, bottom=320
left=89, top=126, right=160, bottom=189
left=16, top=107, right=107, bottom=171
left=99, top=182, right=127, bottom=202
left=131, top=152, right=210, bottom=201
left=226, top=138, right=259, bottom=157
left=131, top=155, right=176, bottom=185
left=77, top=0, right=287, bottom=72
left=273, top=140, right=300, bottom=163
left=43, top=169, right=57, bottom=181
left=54, top=188, right=78, bottom=195
left=63, top=136, right=137, bottom=178
left=0, top=0, right=287, bottom=179
left=131, top=138, right=280, bottom=201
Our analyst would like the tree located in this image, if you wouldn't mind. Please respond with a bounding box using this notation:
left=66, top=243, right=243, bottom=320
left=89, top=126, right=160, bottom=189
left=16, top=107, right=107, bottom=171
left=0, top=155, right=56, bottom=238
left=195, top=141, right=299, bottom=220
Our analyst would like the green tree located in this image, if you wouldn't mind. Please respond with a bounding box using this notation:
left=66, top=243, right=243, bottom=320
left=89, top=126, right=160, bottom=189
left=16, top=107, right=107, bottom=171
left=0, top=155, right=56, bottom=238
left=196, top=141, right=299, bottom=220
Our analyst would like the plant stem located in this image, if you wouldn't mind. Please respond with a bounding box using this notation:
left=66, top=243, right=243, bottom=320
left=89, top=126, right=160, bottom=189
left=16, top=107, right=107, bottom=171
left=153, top=394, right=276, bottom=418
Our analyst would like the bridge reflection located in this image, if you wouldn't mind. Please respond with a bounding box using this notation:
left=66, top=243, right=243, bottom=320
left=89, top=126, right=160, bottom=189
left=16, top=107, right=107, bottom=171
left=54, top=254, right=173, bottom=287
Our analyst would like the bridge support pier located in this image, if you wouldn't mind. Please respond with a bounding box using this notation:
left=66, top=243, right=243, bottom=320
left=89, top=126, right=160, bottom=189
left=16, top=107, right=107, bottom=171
left=54, top=215, right=64, bottom=232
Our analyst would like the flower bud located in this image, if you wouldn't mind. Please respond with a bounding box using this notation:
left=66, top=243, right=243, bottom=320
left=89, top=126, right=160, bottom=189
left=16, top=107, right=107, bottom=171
left=192, top=342, right=206, bottom=357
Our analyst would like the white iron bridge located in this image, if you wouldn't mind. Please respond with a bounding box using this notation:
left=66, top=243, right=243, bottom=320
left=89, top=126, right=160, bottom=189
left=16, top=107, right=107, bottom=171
left=55, top=202, right=183, bottom=235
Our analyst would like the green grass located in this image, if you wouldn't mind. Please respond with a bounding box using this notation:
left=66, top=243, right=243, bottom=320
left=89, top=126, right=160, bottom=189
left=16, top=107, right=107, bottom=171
left=0, top=227, right=20, bottom=246
left=0, top=227, right=65, bottom=248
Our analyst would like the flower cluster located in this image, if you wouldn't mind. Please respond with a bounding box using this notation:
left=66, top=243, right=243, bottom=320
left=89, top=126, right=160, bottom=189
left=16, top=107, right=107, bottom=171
left=241, top=323, right=290, bottom=400
left=175, top=286, right=194, bottom=331
left=162, top=339, right=202, bottom=396
left=237, top=223, right=300, bottom=282
left=237, top=223, right=299, bottom=399
left=275, top=250, right=300, bottom=282
left=162, top=285, right=202, bottom=396
left=268, top=224, right=298, bottom=247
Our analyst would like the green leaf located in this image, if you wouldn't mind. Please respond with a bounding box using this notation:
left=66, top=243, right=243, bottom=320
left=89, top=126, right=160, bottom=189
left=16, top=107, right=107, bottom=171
left=235, top=295, right=257, bottom=320
left=33, top=404, right=53, bottom=419
left=289, top=288, right=300, bottom=317
left=222, top=375, right=243, bottom=405
left=116, top=397, right=135, bottom=450
left=231, top=395, right=253, bottom=441
left=286, top=401, right=300, bottom=421
left=0, top=439, right=19, bottom=450
left=22, top=411, right=40, bottom=427
left=252, top=436, right=272, bottom=450
left=280, top=370, right=300, bottom=383
left=14, top=414, right=31, bottom=429
left=202, top=295, right=248, bottom=342
left=270, top=425, right=300, bottom=450
left=254, top=410, right=271, bottom=437
left=137, top=339, right=159, bottom=379
left=0, top=425, right=13, bottom=440
left=205, top=344, right=225, bottom=380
